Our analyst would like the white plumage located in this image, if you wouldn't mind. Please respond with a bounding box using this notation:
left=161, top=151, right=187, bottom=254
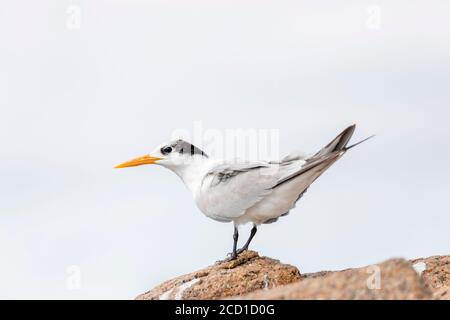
left=115, top=125, right=371, bottom=259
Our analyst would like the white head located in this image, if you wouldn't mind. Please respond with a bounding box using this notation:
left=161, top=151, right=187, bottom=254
left=115, top=139, right=209, bottom=177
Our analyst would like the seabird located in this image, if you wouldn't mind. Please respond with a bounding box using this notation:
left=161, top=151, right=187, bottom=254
left=115, top=125, right=372, bottom=259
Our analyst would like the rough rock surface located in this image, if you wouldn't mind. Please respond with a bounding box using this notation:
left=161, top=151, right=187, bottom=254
left=411, top=255, right=449, bottom=300
left=137, top=252, right=449, bottom=300
left=242, top=258, right=431, bottom=300
left=136, top=251, right=301, bottom=300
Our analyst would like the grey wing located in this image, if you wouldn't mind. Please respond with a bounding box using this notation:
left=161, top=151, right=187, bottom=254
left=248, top=125, right=358, bottom=224
left=197, top=161, right=281, bottom=221
left=200, top=125, right=359, bottom=224
left=245, top=152, right=344, bottom=224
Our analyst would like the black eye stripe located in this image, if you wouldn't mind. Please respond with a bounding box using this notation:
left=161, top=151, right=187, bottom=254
left=161, top=140, right=208, bottom=158
left=173, top=140, right=208, bottom=158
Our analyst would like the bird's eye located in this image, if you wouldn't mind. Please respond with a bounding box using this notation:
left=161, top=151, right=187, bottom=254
left=161, top=146, right=173, bottom=155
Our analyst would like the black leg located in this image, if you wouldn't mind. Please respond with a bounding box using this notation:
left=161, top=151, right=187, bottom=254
left=237, top=225, right=257, bottom=254
left=230, top=226, right=239, bottom=260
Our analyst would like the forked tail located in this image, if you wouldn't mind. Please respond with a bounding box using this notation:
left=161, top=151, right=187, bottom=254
left=314, top=124, right=373, bottom=157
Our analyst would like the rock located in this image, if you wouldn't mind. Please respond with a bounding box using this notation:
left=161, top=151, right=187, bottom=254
left=411, top=255, right=449, bottom=300
left=136, top=251, right=301, bottom=300
left=137, top=252, right=449, bottom=300
left=240, top=258, right=432, bottom=300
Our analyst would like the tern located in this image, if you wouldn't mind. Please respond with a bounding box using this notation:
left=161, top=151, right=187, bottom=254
left=115, top=125, right=372, bottom=259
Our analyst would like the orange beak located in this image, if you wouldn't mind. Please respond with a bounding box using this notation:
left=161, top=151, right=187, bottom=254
left=115, top=155, right=162, bottom=168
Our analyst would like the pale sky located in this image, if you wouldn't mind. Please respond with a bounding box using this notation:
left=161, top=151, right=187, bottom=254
left=0, top=0, right=449, bottom=299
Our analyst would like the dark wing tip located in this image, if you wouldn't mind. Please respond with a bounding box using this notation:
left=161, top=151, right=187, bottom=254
left=335, top=124, right=356, bottom=150
left=314, top=124, right=356, bottom=157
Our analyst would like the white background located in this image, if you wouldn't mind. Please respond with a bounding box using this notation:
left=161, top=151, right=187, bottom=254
left=0, top=0, right=449, bottom=299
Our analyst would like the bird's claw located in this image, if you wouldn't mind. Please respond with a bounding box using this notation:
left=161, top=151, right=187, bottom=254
left=217, top=252, right=237, bottom=262
left=220, top=248, right=248, bottom=262
left=227, top=251, right=238, bottom=260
